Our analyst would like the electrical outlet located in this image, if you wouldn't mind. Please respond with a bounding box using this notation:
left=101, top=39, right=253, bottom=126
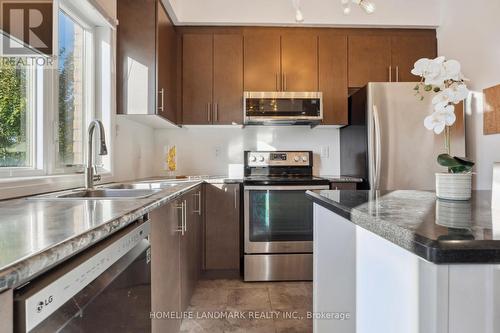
left=321, top=146, right=330, bottom=158
left=215, top=146, right=221, bottom=158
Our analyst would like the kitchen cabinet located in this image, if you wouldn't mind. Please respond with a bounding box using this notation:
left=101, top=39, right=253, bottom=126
left=150, top=200, right=182, bottom=333
left=243, top=31, right=318, bottom=92
left=243, top=33, right=281, bottom=91
left=182, top=33, right=243, bottom=124
left=182, top=34, right=213, bottom=124
left=391, top=35, right=437, bottom=82
left=180, top=187, right=203, bottom=311
left=151, top=185, right=203, bottom=332
left=281, top=33, right=318, bottom=91
left=348, top=32, right=437, bottom=87
left=318, top=33, right=348, bottom=125
left=117, top=0, right=178, bottom=123
left=0, top=290, right=13, bottom=333
left=348, top=35, right=392, bottom=87
left=204, top=183, right=240, bottom=271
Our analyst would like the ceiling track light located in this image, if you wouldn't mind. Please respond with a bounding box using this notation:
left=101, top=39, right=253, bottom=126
left=341, top=0, right=376, bottom=15
left=292, top=0, right=304, bottom=22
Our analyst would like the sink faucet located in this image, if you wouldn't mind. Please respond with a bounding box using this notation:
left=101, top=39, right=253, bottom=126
left=85, top=120, right=108, bottom=189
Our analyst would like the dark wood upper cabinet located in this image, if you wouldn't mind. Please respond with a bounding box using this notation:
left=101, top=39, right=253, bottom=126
left=117, top=0, right=156, bottom=115
left=243, top=33, right=281, bottom=91
left=182, top=33, right=244, bottom=125
left=157, top=3, right=177, bottom=122
left=117, top=0, right=177, bottom=123
left=391, top=35, right=437, bottom=82
left=213, top=34, right=244, bottom=124
left=349, top=32, right=437, bottom=87
left=319, top=33, right=348, bottom=125
left=348, top=35, right=392, bottom=87
left=182, top=34, right=213, bottom=124
left=281, top=33, right=319, bottom=91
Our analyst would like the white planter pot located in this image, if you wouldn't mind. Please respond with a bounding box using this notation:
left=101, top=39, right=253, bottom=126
left=435, top=173, right=472, bottom=201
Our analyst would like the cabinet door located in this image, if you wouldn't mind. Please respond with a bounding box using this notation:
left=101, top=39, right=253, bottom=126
left=213, top=34, right=243, bottom=124
left=182, top=34, right=213, bottom=124
left=117, top=0, right=156, bottom=115
left=205, top=184, right=240, bottom=270
left=319, top=33, right=348, bottom=125
left=348, top=35, right=392, bottom=87
left=281, top=33, right=319, bottom=91
left=243, top=33, right=281, bottom=91
left=157, top=2, right=177, bottom=122
left=180, top=188, right=202, bottom=311
left=150, top=202, right=181, bottom=333
left=391, top=35, right=437, bottom=82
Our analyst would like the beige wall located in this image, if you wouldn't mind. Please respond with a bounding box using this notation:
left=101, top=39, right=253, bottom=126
left=438, top=0, right=500, bottom=189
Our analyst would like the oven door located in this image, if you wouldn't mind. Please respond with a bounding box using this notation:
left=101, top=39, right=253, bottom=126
left=244, top=185, right=329, bottom=254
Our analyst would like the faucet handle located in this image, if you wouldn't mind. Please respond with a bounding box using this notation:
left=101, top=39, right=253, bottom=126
left=92, top=166, right=101, bottom=182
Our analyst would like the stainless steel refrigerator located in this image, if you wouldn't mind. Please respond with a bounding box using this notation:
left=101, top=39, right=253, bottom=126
left=340, top=82, right=466, bottom=190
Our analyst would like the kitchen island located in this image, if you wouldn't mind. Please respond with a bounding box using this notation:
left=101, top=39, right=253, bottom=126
left=307, top=190, right=500, bottom=333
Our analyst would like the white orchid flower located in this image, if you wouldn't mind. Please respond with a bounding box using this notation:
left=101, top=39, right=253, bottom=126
left=443, top=59, right=462, bottom=81
left=446, top=82, right=469, bottom=103
left=424, top=105, right=456, bottom=134
left=431, top=82, right=469, bottom=109
left=412, top=57, right=448, bottom=86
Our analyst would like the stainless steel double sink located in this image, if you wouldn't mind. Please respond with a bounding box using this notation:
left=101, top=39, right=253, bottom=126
left=29, top=180, right=181, bottom=200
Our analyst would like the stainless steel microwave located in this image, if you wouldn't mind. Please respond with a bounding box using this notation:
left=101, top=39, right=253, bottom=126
left=243, top=92, right=323, bottom=125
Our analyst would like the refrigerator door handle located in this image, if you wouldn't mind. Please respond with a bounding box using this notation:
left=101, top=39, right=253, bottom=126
left=373, top=105, right=382, bottom=190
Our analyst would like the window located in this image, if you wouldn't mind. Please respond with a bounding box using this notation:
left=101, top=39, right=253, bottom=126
left=57, top=10, right=89, bottom=171
left=0, top=64, right=31, bottom=167
left=0, top=1, right=113, bottom=181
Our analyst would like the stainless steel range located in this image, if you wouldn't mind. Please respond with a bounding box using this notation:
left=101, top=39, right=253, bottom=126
left=243, top=151, right=330, bottom=281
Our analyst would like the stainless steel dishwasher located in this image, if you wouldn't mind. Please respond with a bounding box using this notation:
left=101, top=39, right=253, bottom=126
left=14, top=216, right=151, bottom=333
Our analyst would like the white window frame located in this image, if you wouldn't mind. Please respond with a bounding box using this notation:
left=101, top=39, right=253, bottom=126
left=0, top=0, right=115, bottom=196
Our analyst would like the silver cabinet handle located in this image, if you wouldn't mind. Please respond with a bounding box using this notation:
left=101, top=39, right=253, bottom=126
left=388, top=66, right=392, bottom=82
left=214, top=103, right=218, bottom=122
left=158, top=88, right=165, bottom=113
left=234, top=187, right=238, bottom=210
left=183, top=200, right=187, bottom=233
left=193, top=191, right=201, bottom=215
left=396, top=66, right=399, bottom=82
left=176, top=202, right=184, bottom=235
left=207, top=103, right=211, bottom=123
left=275, top=73, right=279, bottom=91
left=283, top=73, right=287, bottom=91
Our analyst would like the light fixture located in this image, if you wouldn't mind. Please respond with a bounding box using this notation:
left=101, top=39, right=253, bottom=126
left=292, top=0, right=304, bottom=22
left=341, top=0, right=376, bottom=15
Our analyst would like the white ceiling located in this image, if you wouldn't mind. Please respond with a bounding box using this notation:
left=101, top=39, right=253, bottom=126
left=163, top=0, right=441, bottom=28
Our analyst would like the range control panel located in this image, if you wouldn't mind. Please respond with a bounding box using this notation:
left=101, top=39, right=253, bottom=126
left=246, top=151, right=311, bottom=167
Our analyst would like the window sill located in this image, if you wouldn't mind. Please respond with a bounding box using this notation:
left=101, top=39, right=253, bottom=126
left=0, top=172, right=114, bottom=200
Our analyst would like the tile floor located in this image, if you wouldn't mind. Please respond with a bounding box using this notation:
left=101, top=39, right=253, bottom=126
left=180, top=279, right=313, bottom=333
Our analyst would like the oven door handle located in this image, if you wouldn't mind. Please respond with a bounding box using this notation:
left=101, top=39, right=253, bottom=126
left=244, top=185, right=330, bottom=191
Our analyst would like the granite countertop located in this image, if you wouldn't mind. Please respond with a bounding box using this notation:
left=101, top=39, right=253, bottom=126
left=307, top=190, right=500, bottom=264
left=0, top=178, right=213, bottom=292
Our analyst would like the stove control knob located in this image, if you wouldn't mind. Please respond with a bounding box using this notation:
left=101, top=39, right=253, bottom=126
left=250, top=156, right=257, bottom=162
left=294, top=156, right=300, bottom=162
left=302, top=156, right=308, bottom=162
left=258, top=156, right=265, bottom=162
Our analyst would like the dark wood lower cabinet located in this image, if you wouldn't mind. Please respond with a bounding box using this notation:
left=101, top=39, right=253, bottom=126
left=150, top=200, right=182, bottom=333
left=180, top=187, right=203, bottom=311
left=151, top=185, right=203, bottom=333
left=204, top=183, right=240, bottom=271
